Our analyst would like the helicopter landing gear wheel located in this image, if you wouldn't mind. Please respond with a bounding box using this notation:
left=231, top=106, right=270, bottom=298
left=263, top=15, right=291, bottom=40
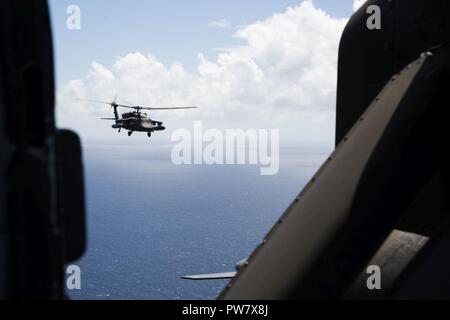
left=128, top=131, right=133, bottom=137
left=147, top=132, right=152, bottom=138
left=118, top=128, right=121, bottom=133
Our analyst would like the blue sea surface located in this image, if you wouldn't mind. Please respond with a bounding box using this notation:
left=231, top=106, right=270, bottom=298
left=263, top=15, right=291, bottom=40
left=68, top=144, right=330, bottom=300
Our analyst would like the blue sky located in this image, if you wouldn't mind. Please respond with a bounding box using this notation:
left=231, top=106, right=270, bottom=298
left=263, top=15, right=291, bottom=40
left=49, top=1, right=355, bottom=86
left=50, top=1, right=358, bottom=146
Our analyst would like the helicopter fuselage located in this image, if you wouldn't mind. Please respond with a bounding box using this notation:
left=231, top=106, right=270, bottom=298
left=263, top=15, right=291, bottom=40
left=112, top=112, right=166, bottom=137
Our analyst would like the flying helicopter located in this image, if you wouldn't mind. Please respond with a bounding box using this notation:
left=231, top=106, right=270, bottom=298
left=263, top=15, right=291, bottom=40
left=81, top=97, right=198, bottom=137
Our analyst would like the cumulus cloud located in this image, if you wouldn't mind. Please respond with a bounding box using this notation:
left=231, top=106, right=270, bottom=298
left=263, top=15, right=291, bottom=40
left=353, top=0, right=366, bottom=12
left=57, top=1, right=348, bottom=141
left=209, top=19, right=231, bottom=29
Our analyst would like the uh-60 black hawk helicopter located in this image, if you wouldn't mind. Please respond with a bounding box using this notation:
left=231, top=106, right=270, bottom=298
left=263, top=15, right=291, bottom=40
left=82, top=97, right=198, bottom=137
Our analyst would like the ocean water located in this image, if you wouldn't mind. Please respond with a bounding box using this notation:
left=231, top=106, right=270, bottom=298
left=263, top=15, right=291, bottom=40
left=68, top=143, right=330, bottom=300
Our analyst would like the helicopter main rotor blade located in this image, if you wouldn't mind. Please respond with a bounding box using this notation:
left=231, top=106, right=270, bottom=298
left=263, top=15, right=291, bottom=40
left=115, top=104, right=138, bottom=109
left=145, top=106, right=198, bottom=110
left=79, top=98, right=199, bottom=110
left=78, top=98, right=136, bottom=109
left=126, top=106, right=199, bottom=111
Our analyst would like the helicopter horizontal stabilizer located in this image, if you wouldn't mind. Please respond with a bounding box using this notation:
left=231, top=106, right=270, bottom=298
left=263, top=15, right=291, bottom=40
left=81, top=97, right=198, bottom=112
left=181, top=272, right=236, bottom=281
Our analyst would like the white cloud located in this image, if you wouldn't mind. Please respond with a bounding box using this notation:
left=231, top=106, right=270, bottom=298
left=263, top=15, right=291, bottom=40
left=57, top=1, right=348, bottom=144
left=209, top=19, right=231, bottom=29
left=353, top=0, right=366, bottom=12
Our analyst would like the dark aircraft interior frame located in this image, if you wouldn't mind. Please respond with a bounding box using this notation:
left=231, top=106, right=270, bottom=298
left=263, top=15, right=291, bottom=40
left=1, top=0, right=450, bottom=299
left=0, top=1, right=85, bottom=299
